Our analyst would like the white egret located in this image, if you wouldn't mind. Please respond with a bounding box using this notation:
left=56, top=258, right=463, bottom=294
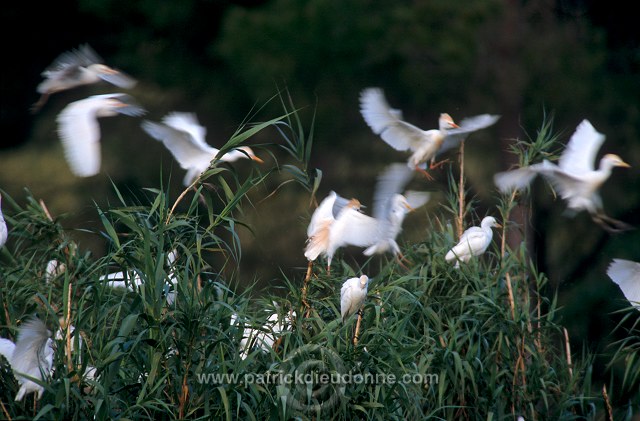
left=305, top=163, right=429, bottom=269
left=0, top=318, right=54, bottom=401
left=340, top=275, right=369, bottom=322
left=0, top=193, right=7, bottom=247
left=231, top=307, right=295, bottom=360
left=607, top=258, right=640, bottom=310
left=445, top=216, right=502, bottom=268
left=33, top=44, right=137, bottom=112
left=99, top=249, right=178, bottom=303
left=359, top=87, right=500, bottom=178
left=494, top=119, right=631, bottom=232
left=56, top=93, right=146, bottom=177
left=141, top=112, right=264, bottom=186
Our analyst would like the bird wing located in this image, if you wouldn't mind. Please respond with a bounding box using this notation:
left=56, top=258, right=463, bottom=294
left=359, top=88, right=425, bottom=152
left=42, top=44, right=102, bottom=75
left=446, top=227, right=488, bottom=261
left=332, top=208, right=380, bottom=248
left=372, top=163, right=415, bottom=220
left=307, top=191, right=338, bottom=237
left=0, top=338, right=15, bottom=361
left=558, top=119, right=605, bottom=175
left=607, top=259, right=640, bottom=310
left=438, top=114, right=501, bottom=156
left=56, top=98, right=103, bottom=177
left=141, top=120, right=216, bottom=171
left=96, top=68, right=138, bottom=89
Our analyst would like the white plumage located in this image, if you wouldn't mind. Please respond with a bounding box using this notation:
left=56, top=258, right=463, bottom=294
left=607, top=259, right=640, bottom=310
left=359, top=87, right=500, bottom=175
left=494, top=119, right=631, bottom=232
left=304, top=163, right=429, bottom=269
left=56, top=93, right=146, bottom=177
left=141, top=112, right=263, bottom=186
left=231, top=307, right=295, bottom=359
left=340, top=275, right=369, bottom=322
left=445, top=216, right=501, bottom=268
left=0, top=194, right=7, bottom=248
left=0, top=318, right=54, bottom=401
left=33, top=44, right=137, bottom=112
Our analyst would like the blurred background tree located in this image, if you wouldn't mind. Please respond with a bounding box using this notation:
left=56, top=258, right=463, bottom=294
left=1, top=0, right=639, bottom=399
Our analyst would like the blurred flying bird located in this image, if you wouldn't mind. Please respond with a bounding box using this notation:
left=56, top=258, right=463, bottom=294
left=340, top=275, right=369, bottom=322
left=494, top=119, right=631, bottom=232
left=0, top=318, right=54, bottom=401
left=607, top=258, right=640, bottom=311
left=56, top=93, right=146, bottom=177
left=445, top=216, right=501, bottom=268
left=33, top=44, right=137, bottom=112
left=359, top=87, right=500, bottom=179
left=0, top=194, right=7, bottom=247
left=305, top=163, right=429, bottom=269
left=141, top=112, right=264, bottom=186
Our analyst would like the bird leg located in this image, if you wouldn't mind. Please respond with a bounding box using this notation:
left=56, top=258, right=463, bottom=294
left=414, top=165, right=435, bottom=181
left=30, top=93, right=51, bottom=114
left=353, top=308, right=363, bottom=346
left=396, top=252, right=411, bottom=270
left=592, top=213, right=634, bottom=233
left=429, top=158, right=450, bottom=170
left=302, top=261, right=313, bottom=317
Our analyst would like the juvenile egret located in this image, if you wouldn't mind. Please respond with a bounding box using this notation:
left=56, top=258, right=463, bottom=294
left=0, top=318, right=54, bottom=401
left=445, top=216, right=502, bottom=268
left=607, top=258, right=640, bottom=310
left=141, top=112, right=264, bottom=186
left=0, top=194, right=7, bottom=247
left=56, top=93, right=146, bottom=177
left=33, top=44, right=137, bottom=112
left=231, top=307, right=295, bottom=359
left=305, top=163, right=429, bottom=269
left=494, top=119, right=631, bottom=232
left=359, top=87, right=500, bottom=178
left=340, top=275, right=369, bottom=322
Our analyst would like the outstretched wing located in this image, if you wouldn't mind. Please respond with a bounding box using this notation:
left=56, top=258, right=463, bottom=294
left=371, top=163, right=415, bottom=220
left=558, top=119, right=605, bottom=175
left=438, top=114, right=500, bottom=156
left=607, top=258, right=640, bottom=310
left=142, top=119, right=215, bottom=170
left=359, top=87, right=426, bottom=152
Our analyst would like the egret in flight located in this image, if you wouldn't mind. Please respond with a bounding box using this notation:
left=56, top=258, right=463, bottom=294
left=359, top=87, right=500, bottom=179
left=33, top=44, right=137, bottom=112
left=607, top=258, right=640, bottom=310
left=56, top=93, right=146, bottom=177
left=141, top=112, right=264, bottom=186
left=494, top=119, right=631, bottom=232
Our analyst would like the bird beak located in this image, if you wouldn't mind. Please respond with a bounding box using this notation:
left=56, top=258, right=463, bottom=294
left=617, top=160, right=631, bottom=168
left=451, top=122, right=460, bottom=129
left=495, top=223, right=503, bottom=229
left=403, top=202, right=414, bottom=211
left=251, top=155, right=264, bottom=164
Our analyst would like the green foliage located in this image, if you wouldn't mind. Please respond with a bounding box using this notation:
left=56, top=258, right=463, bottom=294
left=2, top=111, right=637, bottom=420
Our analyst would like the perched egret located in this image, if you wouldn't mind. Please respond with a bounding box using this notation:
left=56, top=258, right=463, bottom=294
left=99, top=249, right=178, bottom=303
left=33, top=44, right=137, bottom=112
left=0, top=193, right=7, bottom=247
left=56, top=93, right=146, bottom=177
left=494, top=119, right=631, bottom=232
left=445, top=216, right=502, bottom=268
left=306, top=164, right=429, bottom=269
left=607, top=259, right=640, bottom=310
left=0, top=318, right=54, bottom=401
left=231, top=307, right=294, bottom=359
left=141, top=112, right=264, bottom=186
left=340, top=275, right=369, bottom=322
left=359, top=87, right=500, bottom=178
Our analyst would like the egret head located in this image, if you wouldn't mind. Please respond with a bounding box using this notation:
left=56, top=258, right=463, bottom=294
left=358, top=275, right=369, bottom=289
left=481, top=216, right=502, bottom=229
left=439, top=113, right=460, bottom=130
left=601, top=153, right=630, bottom=169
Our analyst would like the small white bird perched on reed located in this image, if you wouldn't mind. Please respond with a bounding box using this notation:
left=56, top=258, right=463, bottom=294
left=359, top=87, right=500, bottom=179
left=607, top=258, right=640, bottom=311
left=56, top=93, right=146, bottom=177
left=0, top=193, right=8, bottom=248
left=445, top=216, right=501, bottom=268
left=141, top=112, right=264, bottom=186
left=33, top=44, right=137, bottom=112
left=340, top=275, right=369, bottom=322
left=231, top=307, right=295, bottom=359
left=494, top=119, right=631, bottom=232
left=0, top=318, right=54, bottom=401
